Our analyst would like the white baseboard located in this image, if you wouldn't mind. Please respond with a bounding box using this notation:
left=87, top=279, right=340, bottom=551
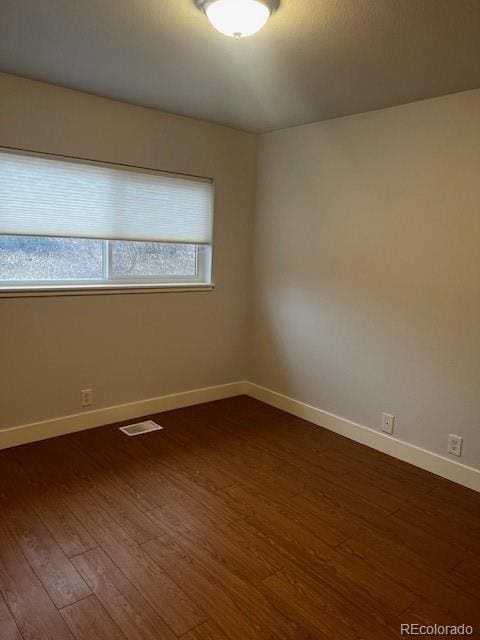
left=246, top=382, right=480, bottom=493
left=2, top=379, right=478, bottom=493
left=0, top=381, right=248, bottom=450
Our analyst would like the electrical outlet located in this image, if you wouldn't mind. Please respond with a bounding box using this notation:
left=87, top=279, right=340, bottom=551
left=447, top=434, right=463, bottom=457
left=81, top=389, right=93, bottom=407
left=382, top=412, right=395, bottom=434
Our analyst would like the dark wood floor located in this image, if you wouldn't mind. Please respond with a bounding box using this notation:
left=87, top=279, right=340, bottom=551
left=1, top=396, right=479, bottom=639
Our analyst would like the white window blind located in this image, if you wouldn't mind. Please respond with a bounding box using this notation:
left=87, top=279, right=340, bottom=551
left=0, top=149, right=213, bottom=244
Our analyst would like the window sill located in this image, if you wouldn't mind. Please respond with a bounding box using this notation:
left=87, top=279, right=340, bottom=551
left=0, top=282, right=215, bottom=298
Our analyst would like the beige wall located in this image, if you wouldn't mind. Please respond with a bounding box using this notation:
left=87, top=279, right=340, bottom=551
left=0, top=73, right=256, bottom=428
left=250, top=89, right=480, bottom=470
left=1, top=72, right=479, bottom=474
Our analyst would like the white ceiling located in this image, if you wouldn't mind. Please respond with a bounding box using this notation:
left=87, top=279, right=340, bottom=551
left=0, top=0, right=479, bottom=133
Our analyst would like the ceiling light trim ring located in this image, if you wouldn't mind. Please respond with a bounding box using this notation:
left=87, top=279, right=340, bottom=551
left=194, top=0, right=280, bottom=14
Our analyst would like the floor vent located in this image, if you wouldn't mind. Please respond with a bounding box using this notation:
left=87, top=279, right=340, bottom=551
left=119, top=421, right=164, bottom=437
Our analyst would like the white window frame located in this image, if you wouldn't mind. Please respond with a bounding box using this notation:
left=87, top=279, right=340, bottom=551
left=0, top=147, right=214, bottom=297
left=103, top=242, right=211, bottom=286
left=0, top=238, right=212, bottom=296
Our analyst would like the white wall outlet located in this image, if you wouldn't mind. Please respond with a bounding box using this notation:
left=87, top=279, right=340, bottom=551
left=81, top=389, right=93, bottom=407
left=447, top=434, right=463, bottom=457
left=381, top=412, right=395, bottom=434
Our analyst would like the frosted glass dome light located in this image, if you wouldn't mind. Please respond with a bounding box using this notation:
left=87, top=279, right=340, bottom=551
left=195, top=0, right=280, bottom=38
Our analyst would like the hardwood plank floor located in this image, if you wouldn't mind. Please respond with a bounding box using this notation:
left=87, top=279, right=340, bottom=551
left=0, top=594, right=22, bottom=640
left=60, top=595, right=125, bottom=640
left=0, top=396, right=479, bottom=639
left=72, top=547, right=177, bottom=640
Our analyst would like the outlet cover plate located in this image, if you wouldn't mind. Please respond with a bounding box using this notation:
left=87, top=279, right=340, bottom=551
left=81, top=389, right=93, bottom=407
left=447, top=434, right=463, bottom=457
left=382, top=412, right=395, bottom=435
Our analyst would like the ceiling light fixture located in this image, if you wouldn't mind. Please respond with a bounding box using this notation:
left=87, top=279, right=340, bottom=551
left=194, top=0, right=280, bottom=38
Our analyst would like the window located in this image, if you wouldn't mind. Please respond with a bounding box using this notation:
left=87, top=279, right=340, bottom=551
left=0, top=236, right=208, bottom=285
left=0, top=148, right=213, bottom=291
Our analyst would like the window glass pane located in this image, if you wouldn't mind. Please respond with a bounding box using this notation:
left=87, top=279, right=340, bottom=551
left=0, top=235, right=103, bottom=281
left=110, top=241, right=197, bottom=277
